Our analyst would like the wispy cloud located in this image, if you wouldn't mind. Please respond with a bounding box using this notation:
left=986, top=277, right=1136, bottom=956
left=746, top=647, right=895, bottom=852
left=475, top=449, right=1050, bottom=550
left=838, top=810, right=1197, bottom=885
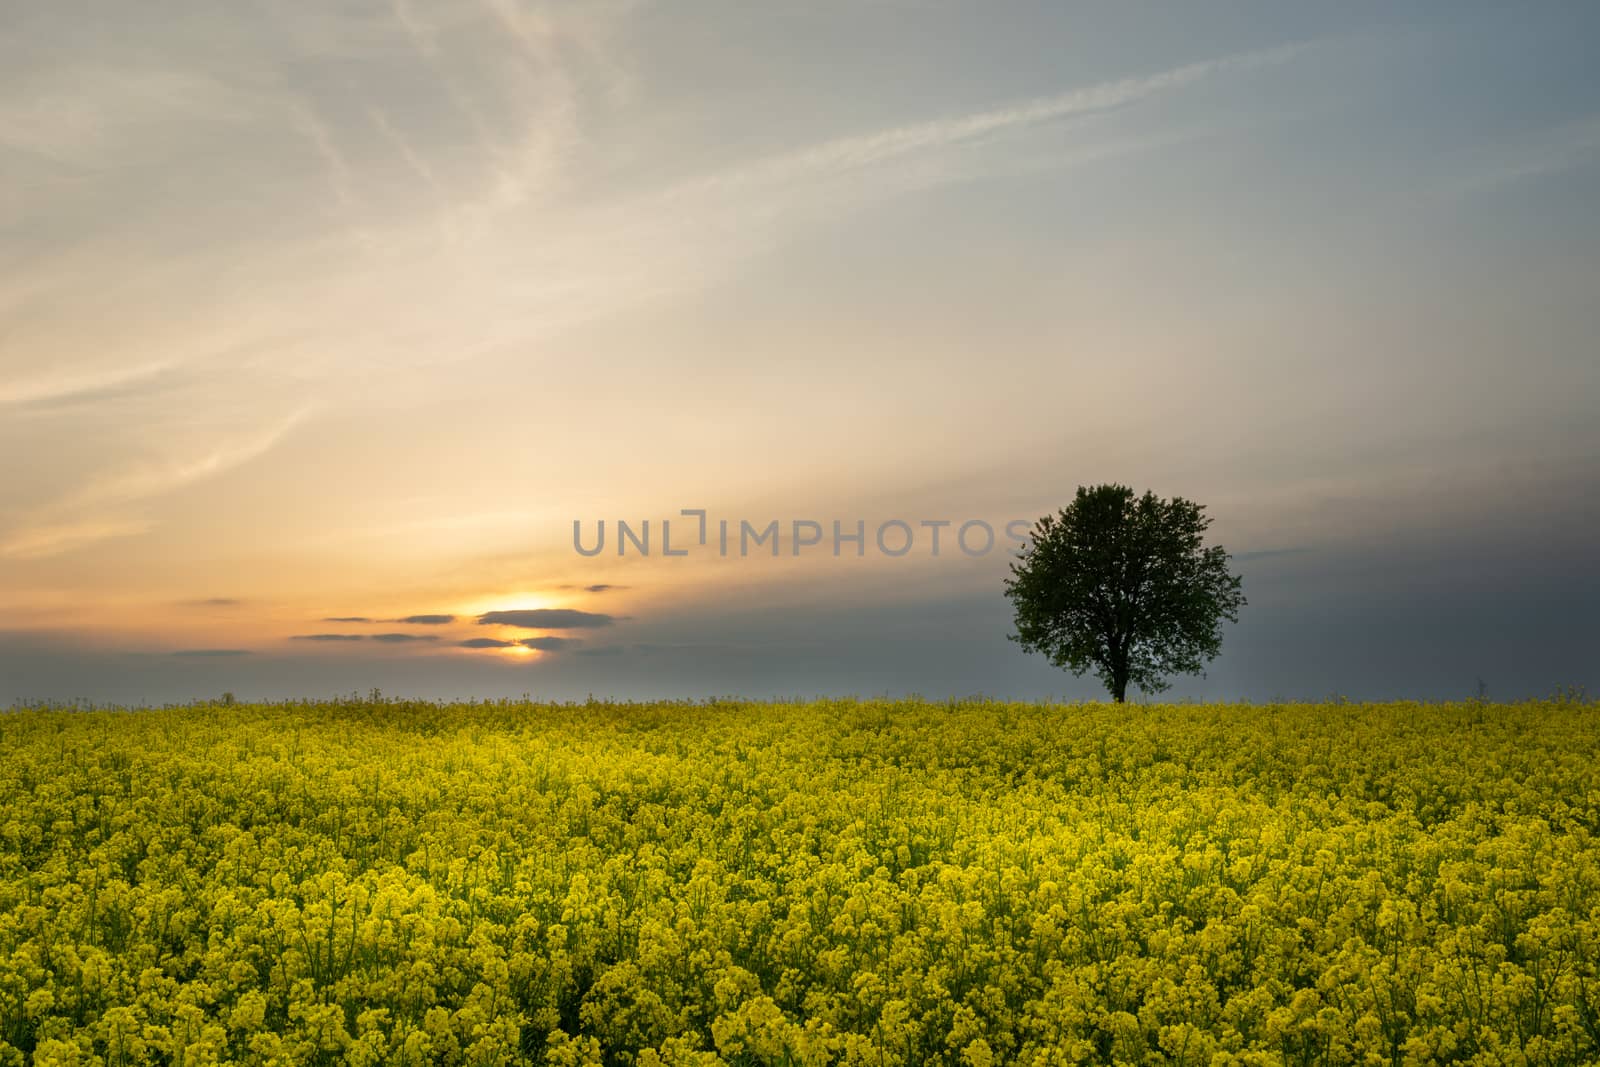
left=0, top=359, right=190, bottom=410
left=0, top=65, right=252, bottom=165
left=64, top=408, right=310, bottom=511
left=680, top=44, right=1306, bottom=198
left=1447, top=115, right=1600, bottom=195
left=0, top=518, right=157, bottom=561
left=288, top=99, right=360, bottom=214
left=0, top=408, right=310, bottom=559
left=0, top=16, right=1315, bottom=580
left=421, top=41, right=1310, bottom=345
left=7, top=18, right=1298, bottom=482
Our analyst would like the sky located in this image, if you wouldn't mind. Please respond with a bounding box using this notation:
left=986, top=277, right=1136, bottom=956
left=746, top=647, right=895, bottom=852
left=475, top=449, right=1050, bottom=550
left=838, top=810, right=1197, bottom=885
left=2, top=2, right=1597, bottom=705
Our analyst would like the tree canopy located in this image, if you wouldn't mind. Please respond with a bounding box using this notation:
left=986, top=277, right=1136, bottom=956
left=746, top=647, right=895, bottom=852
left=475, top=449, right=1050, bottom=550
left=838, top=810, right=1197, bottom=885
left=1005, top=485, right=1245, bottom=702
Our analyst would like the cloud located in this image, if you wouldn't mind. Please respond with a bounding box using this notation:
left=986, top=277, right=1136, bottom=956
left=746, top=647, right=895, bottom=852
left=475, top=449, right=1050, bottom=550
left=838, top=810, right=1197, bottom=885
left=287, top=98, right=358, bottom=214
left=1449, top=115, right=1600, bottom=196
left=370, top=632, right=439, bottom=643
left=171, top=648, right=251, bottom=657
left=584, top=583, right=621, bottom=593
left=182, top=597, right=241, bottom=607
left=55, top=408, right=311, bottom=513
left=2, top=361, right=194, bottom=412
left=684, top=44, right=1306, bottom=198
left=322, top=616, right=371, bottom=623
left=459, top=638, right=515, bottom=649
left=0, top=408, right=311, bottom=559
left=478, top=608, right=615, bottom=629
left=521, top=636, right=579, bottom=651
left=291, top=633, right=365, bottom=641
left=0, top=64, right=253, bottom=166
left=0, top=518, right=157, bottom=560
left=576, top=646, right=624, bottom=657
left=0, top=21, right=1297, bottom=577
left=445, top=42, right=1308, bottom=342
left=394, top=613, right=455, bottom=624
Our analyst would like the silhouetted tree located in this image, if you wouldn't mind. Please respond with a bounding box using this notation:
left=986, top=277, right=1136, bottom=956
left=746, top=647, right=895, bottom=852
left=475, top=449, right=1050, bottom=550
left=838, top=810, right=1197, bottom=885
left=1005, top=485, right=1245, bottom=702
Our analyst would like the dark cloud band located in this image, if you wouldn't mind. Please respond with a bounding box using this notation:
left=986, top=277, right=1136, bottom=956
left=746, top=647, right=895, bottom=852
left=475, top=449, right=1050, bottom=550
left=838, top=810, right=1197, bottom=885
left=521, top=637, right=579, bottom=651
left=478, top=609, right=614, bottom=629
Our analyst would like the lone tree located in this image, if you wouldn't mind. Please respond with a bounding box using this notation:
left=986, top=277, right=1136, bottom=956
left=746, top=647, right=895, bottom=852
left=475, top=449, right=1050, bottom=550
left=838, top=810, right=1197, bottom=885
left=1004, top=484, right=1245, bottom=702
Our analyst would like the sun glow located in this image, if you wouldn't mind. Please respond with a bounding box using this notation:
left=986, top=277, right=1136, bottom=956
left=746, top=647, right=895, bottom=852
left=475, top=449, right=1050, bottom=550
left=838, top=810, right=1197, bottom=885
left=445, top=591, right=569, bottom=657
left=455, top=591, right=562, bottom=619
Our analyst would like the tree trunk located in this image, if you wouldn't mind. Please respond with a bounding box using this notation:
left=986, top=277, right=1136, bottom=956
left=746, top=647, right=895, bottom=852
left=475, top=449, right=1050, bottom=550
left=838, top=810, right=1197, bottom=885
left=1107, top=639, right=1129, bottom=703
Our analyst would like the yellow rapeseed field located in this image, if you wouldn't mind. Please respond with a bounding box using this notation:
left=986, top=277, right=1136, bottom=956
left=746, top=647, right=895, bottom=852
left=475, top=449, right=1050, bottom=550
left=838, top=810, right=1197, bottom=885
left=2, top=698, right=1598, bottom=1066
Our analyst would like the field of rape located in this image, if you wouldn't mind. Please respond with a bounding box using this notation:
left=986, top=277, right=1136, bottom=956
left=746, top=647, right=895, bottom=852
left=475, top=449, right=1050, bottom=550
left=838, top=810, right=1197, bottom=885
left=3, top=698, right=1599, bottom=1066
